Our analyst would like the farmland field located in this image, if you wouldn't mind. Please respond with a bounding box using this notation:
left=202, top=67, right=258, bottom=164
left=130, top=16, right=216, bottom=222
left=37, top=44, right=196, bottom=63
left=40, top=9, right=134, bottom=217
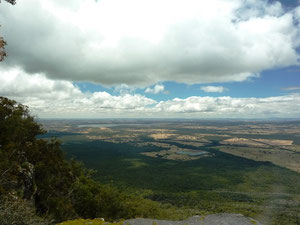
left=41, top=119, right=300, bottom=224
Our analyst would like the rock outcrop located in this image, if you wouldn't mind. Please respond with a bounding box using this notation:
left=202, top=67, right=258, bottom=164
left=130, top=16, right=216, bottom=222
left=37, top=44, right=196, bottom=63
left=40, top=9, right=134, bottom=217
left=123, top=214, right=262, bottom=225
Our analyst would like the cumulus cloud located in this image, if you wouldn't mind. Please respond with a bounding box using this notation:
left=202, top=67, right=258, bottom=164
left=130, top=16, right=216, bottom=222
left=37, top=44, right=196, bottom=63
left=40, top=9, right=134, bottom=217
left=0, top=68, right=156, bottom=117
left=153, top=95, right=300, bottom=118
left=0, top=68, right=299, bottom=118
left=201, top=86, right=227, bottom=93
left=0, top=67, right=82, bottom=99
left=0, top=0, right=299, bottom=86
left=114, top=84, right=136, bottom=95
left=145, top=84, right=165, bottom=94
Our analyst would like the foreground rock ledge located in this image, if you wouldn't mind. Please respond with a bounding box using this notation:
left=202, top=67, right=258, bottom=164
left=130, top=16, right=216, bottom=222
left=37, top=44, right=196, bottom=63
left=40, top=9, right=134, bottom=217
left=123, top=213, right=262, bottom=225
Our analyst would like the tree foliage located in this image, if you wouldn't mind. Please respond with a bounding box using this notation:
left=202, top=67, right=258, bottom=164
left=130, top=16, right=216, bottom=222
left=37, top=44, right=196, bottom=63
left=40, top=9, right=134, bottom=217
left=0, top=197, right=52, bottom=225
left=0, top=97, right=173, bottom=223
left=0, top=97, right=94, bottom=221
left=1, top=0, right=16, bottom=5
left=0, top=36, right=6, bottom=61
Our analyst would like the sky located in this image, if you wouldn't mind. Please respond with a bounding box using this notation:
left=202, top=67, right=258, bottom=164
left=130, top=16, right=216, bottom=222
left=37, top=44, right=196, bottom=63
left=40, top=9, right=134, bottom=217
left=0, top=0, right=300, bottom=119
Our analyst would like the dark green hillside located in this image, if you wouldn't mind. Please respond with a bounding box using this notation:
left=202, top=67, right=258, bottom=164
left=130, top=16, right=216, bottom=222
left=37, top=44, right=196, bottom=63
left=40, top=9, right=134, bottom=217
left=62, top=140, right=300, bottom=224
left=62, top=140, right=300, bottom=193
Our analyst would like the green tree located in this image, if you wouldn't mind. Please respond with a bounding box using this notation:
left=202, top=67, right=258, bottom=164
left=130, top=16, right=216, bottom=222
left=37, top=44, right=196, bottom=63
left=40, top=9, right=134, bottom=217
left=0, top=97, right=79, bottom=221
left=0, top=97, right=154, bottom=222
left=0, top=97, right=44, bottom=196
left=0, top=97, right=173, bottom=223
left=0, top=36, right=6, bottom=61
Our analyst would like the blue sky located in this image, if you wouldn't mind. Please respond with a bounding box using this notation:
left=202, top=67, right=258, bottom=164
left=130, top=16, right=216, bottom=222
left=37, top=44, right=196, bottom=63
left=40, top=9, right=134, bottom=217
left=75, top=64, right=300, bottom=101
left=0, top=0, right=300, bottom=118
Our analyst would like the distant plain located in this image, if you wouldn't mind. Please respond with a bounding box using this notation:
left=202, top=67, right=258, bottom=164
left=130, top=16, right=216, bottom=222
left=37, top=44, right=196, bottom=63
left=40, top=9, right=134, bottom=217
left=41, top=119, right=300, bottom=224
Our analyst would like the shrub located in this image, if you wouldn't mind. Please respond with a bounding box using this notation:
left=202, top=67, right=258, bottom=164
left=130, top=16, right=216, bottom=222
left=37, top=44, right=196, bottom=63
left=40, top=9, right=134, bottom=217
left=0, top=197, right=53, bottom=225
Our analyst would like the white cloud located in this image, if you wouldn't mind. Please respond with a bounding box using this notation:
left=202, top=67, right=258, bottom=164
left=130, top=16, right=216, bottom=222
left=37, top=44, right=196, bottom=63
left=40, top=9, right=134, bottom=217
left=0, top=67, right=82, bottom=99
left=295, top=6, right=300, bottom=19
left=201, top=86, right=227, bottom=93
left=145, top=84, right=165, bottom=94
left=1, top=68, right=300, bottom=118
left=153, top=95, right=300, bottom=118
left=0, top=68, right=156, bottom=117
left=114, top=84, right=136, bottom=95
left=0, top=0, right=299, bottom=86
left=281, top=86, right=300, bottom=91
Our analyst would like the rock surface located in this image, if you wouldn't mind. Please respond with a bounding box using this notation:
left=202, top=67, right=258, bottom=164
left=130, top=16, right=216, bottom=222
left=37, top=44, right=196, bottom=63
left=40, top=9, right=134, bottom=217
left=123, top=213, right=262, bottom=225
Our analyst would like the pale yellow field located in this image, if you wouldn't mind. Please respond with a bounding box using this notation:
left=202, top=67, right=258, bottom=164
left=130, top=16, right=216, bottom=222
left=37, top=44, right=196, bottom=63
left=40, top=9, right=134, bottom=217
left=221, top=138, right=267, bottom=147
left=253, top=139, right=293, bottom=146
left=216, top=146, right=300, bottom=173
left=149, top=133, right=176, bottom=140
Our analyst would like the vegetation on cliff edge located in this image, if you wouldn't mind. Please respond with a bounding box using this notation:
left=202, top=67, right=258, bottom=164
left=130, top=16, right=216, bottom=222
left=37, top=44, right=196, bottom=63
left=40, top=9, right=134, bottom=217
left=0, top=96, right=184, bottom=224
